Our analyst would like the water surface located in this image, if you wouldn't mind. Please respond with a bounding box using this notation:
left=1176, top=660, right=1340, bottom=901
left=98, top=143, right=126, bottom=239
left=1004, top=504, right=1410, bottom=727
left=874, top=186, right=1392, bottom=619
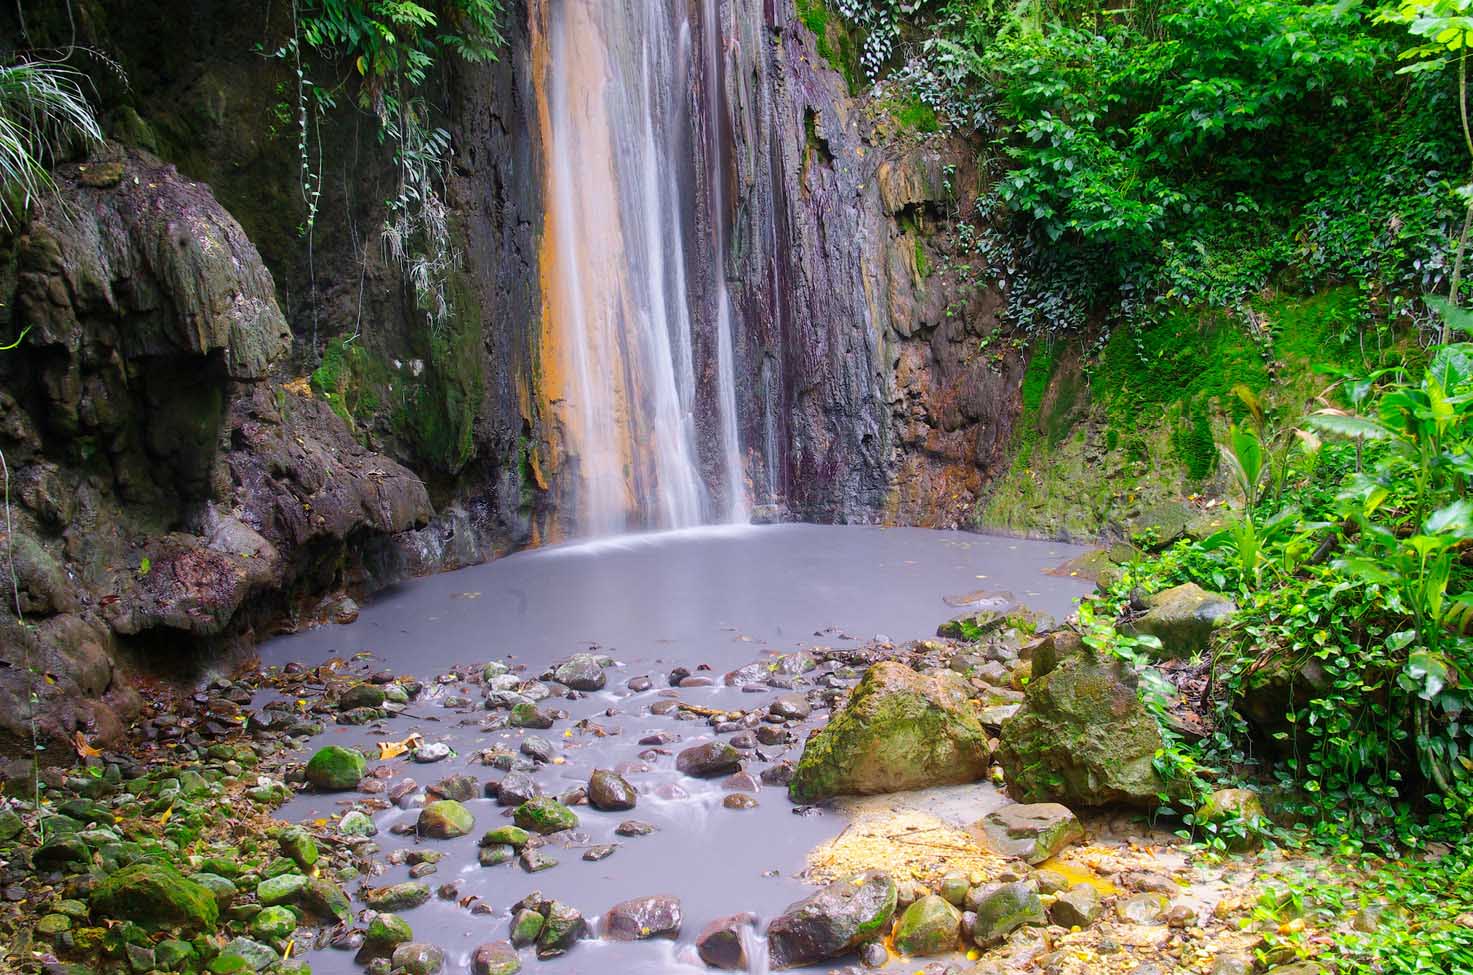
left=259, top=525, right=1092, bottom=974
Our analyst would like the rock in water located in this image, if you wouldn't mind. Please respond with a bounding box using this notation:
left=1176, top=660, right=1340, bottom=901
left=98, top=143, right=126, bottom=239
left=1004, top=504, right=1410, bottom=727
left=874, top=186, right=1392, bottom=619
left=695, top=913, right=757, bottom=970
left=554, top=654, right=607, bottom=691
left=471, top=942, right=521, bottom=975
left=1123, top=583, right=1235, bottom=658
left=996, top=655, right=1175, bottom=809
left=675, top=741, right=743, bottom=778
left=892, top=894, right=961, bottom=956
left=305, top=745, right=366, bottom=790
left=973, top=802, right=1084, bottom=864
left=970, top=881, right=1046, bottom=946
left=417, top=800, right=474, bottom=839
left=536, top=901, right=585, bottom=959
left=766, top=870, right=896, bottom=969
left=588, top=770, right=637, bottom=811
left=788, top=662, right=990, bottom=802
left=603, top=895, right=683, bottom=941
left=91, top=863, right=219, bottom=930
left=391, top=942, right=446, bottom=975
left=513, top=797, right=579, bottom=834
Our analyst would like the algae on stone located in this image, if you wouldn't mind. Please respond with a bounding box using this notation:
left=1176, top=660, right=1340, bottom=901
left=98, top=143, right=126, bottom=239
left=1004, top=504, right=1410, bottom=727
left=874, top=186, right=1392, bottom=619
left=789, top=662, right=990, bottom=803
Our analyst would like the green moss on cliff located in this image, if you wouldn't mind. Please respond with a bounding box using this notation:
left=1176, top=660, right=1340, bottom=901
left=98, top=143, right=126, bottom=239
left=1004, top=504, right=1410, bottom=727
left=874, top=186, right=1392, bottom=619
left=796, top=0, right=861, bottom=94
left=980, top=288, right=1374, bottom=539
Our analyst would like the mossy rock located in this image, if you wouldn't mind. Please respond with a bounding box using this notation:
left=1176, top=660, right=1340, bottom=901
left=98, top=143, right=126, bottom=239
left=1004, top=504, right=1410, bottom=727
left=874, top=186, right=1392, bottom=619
left=1123, top=583, right=1236, bottom=659
left=305, top=746, right=366, bottom=790
left=789, top=662, right=991, bottom=803
left=366, top=912, right=413, bottom=950
left=513, top=797, right=578, bottom=835
left=91, top=862, right=219, bottom=930
left=892, top=894, right=961, bottom=956
left=996, top=655, right=1176, bottom=809
left=970, top=881, right=1045, bottom=946
left=417, top=800, right=475, bottom=839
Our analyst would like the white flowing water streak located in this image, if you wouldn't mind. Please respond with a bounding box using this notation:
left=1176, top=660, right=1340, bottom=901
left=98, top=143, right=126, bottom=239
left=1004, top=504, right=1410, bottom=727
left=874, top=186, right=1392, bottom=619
left=538, top=0, right=749, bottom=534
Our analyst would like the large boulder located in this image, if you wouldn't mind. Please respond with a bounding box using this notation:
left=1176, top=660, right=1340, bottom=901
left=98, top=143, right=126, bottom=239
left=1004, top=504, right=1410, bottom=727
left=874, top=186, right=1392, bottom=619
left=1123, top=583, right=1235, bottom=658
left=973, top=802, right=1084, bottom=864
left=91, top=863, right=219, bottom=930
left=788, top=662, right=990, bottom=802
left=765, top=871, right=896, bottom=969
left=996, top=655, right=1173, bottom=809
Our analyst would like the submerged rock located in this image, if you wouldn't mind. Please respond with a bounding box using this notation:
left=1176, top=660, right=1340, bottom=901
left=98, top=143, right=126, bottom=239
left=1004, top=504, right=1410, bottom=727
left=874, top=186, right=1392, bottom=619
left=603, top=895, right=683, bottom=941
left=974, top=802, right=1084, bottom=864
left=788, top=662, right=990, bottom=802
left=997, top=655, right=1173, bottom=809
left=536, top=901, right=585, bottom=958
left=588, top=770, right=637, bottom=811
left=695, top=913, right=757, bottom=970
left=766, top=870, right=896, bottom=969
left=675, top=741, right=742, bottom=778
left=553, top=654, right=607, bottom=691
left=364, top=882, right=432, bottom=912
left=471, top=941, right=521, bottom=975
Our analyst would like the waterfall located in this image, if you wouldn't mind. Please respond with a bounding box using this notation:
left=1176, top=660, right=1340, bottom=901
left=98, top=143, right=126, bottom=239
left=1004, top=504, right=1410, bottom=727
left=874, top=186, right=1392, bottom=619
left=531, top=0, right=748, bottom=536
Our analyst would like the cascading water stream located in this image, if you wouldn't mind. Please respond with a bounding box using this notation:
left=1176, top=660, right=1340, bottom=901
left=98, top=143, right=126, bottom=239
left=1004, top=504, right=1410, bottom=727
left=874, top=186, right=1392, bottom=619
left=532, top=0, right=749, bottom=536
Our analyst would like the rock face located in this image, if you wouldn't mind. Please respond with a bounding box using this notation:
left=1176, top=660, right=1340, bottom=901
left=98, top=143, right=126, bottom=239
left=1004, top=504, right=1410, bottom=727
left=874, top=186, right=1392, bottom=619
left=1124, top=583, right=1236, bottom=657
left=765, top=870, right=896, bottom=969
left=0, top=148, right=430, bottom=758
left=974, top=803, right=1085, bottom=865
left=789, top=662, right=990, bottom=802
left=997, top=655, right=1173, bottom=809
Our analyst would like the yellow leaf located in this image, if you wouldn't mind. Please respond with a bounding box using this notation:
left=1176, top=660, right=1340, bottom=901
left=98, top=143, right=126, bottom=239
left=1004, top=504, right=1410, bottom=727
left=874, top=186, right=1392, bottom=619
left=73, top=731, right=101, bottom=758
left=158, top=804, right=174, bottom=825
left=377, top=732, right=423, bottom=760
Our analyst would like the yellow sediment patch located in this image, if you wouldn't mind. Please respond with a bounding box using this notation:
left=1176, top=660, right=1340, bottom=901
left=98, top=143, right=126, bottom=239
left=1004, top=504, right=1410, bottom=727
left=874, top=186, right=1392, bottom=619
left=1037, top=855, right=1118, bottom=895
left=805, top=810, right=1007, bottom=888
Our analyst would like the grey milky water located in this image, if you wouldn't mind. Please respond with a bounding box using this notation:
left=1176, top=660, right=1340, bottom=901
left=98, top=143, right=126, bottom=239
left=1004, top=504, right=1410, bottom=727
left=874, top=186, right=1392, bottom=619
left=259, top=525, right=1092, bottom=974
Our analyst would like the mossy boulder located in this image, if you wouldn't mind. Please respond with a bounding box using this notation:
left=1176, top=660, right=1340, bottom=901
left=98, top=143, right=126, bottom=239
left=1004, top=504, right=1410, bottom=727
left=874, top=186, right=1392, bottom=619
left=892, top=894, right=961, bottom=956
left=417, top=800, right=474, bottom=839
left=766, top=870, right=896, bottom=969
left=364, top=882, right=432, bottom=912
left=91, top=862, right=219, bottom=930
left=997, top=655, right=1175, bottom=809
left=305, top=746, right=366, bottom=790
left=789, top=662, right=990, bottom=803
left=1123, top=583, right=1235, bottom=658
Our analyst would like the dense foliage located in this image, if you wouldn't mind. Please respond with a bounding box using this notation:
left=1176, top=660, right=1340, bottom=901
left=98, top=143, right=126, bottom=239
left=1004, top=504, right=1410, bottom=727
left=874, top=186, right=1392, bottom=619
left=842, top=0, right=1469, bottom=332
left=266, top=0, right=503, bottom=329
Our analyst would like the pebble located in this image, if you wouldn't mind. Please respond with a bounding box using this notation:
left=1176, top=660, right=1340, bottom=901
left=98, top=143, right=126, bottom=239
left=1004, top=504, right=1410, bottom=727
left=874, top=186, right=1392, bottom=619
left=413, top=743, right=452, bottom=764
